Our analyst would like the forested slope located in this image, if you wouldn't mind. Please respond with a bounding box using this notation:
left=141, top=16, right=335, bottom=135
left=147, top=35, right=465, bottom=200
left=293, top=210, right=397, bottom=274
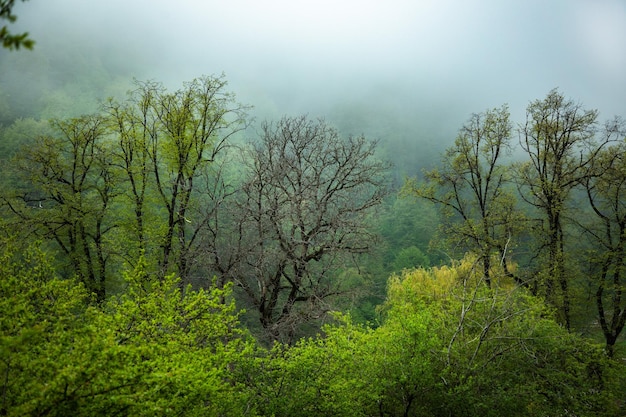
left=1, top=27, right=625, bottom=415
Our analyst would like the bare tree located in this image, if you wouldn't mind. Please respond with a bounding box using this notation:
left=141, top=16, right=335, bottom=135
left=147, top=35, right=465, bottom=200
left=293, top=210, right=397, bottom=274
left=215, top=116, right=389, bottom=343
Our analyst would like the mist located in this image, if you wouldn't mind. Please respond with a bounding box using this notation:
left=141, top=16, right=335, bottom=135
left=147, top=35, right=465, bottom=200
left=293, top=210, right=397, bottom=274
left=3, top=0, right=626, bottom=176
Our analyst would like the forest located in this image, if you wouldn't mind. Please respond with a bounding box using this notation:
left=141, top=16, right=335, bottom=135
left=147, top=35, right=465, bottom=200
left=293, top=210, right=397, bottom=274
left=2, top=3, right=626, bottom=416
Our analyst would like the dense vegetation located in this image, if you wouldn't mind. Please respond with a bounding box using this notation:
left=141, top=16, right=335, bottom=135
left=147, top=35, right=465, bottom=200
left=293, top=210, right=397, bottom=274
left=1, top=46, right=626, bottom=415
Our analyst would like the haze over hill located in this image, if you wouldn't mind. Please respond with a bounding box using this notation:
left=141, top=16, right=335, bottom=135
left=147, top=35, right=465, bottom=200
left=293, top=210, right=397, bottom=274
left=3, top=0, right=626, bottom=175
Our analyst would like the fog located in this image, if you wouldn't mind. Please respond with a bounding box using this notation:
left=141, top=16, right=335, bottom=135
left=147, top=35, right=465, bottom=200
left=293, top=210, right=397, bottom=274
left=3, top=0, right=626, bottom=174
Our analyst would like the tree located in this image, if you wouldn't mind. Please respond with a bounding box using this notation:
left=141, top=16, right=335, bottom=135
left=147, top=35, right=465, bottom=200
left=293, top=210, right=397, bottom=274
left=2, top=115, right=117, bottom=302
left=380, top=257, right=621, bottom=417
left=0, top=75, right=248, bottom=300
left=105, top=75, right=249, bottom=284
left=516, top=89, right=607, bottom=330
left=580, top=126, right=626, bottom=356
left=391, top=245, right=430, bottom=271
left=377, top=194, right=440, bottom=269
left=407, top=105, right=521, bottom=287
left=248, top=315, right=380, bottom=417
left=247, top=257, right=623, bottom=417
left=0, top=237, right=256, bottom=416
left=0, top=0, right=34, bottom=50
left=217, top=116, right=389, bottom=343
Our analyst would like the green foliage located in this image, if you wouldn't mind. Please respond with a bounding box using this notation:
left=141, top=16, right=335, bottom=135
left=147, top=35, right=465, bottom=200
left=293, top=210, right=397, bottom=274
left=0, top=0, right=34, bottom=50
left=406, top=105, right=523, bottom=287
left=2, top=66, right=626, bottom=416
left=391, top=245, right=430, bottom=271
left=0, top=75, right=249, bottom=300
left=516, top=89, right=602, bottom=329
left=3, top=239, right=622, bottom=416
left=3, top=115, right=118, bottom=301
left=248, top=316, right=377, bottom=417
left=377, top=194, right=440, bottom=268
left=0, top=117, right=50, bottom=162
left=0, top=237, right=256, bottom=416
left=580, top=136, right=626, bottom=355
left=0, top=237, right=96, bottom=415
left=247, top=257, right=624, bottom=416
left=97, top=258, right=255, bottom=416
left=383, top=257, right=622, bottom=416
left=104, top=75, right=249, bottom=284
left=0, top=117, right=53, bottom=197
left=357, top=194, right=439, bottom=326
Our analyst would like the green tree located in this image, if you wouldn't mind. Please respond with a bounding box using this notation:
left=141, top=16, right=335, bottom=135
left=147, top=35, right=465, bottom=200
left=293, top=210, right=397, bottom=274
left=0, top=0, right=34, bottom=50
left=377, top=194, right=440, bottom=268
left=381, top=257, right=621, bottom=416
left=407, top=105, right=521, bottom=287
left=97, top=259, right=255, bottom=416
left=0, top=118, right=53, bottom=190
left=2, top=115, right=118, bottom=302
left=0, top=237, right=92, bottom=416
left=0, top=117, right=50, bottom=164
left=0, top=75, right=248, bottom=299
left=247, top=257, right=623, bottom=416
left=247, top=315, right=379, bottom=417
left=105, top=75, right=249, bottom=284
left=391, top=245, right=430, bottom=271
left=516, top=89, right=607, bottom=330
left=580, top=131, right=626, bottom=356
left=0, top=237, right=256, bottom=416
